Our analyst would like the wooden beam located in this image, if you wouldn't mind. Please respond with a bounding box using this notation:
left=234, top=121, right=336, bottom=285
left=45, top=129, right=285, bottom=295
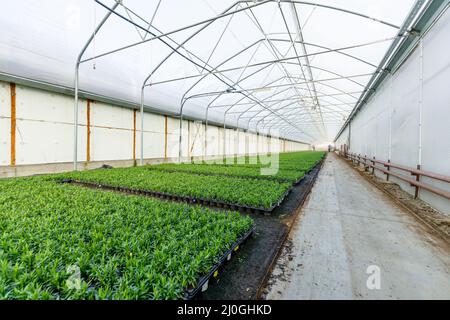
left=10, top=83, right=16, bottom=166
left=164, top=115, right=168, bottom=159
left=86, top=100, right=91, bottom=162
left=133, top=110, right=137, bottom=161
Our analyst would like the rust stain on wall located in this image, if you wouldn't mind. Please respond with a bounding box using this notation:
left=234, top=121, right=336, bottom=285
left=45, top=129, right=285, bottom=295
left=10, top=83, right=16, bottom=166
left=133, top=109, right=137, bottom=161
left=164, top=115, right=168, bottom=159
left=86, top=100, right=91, bottom=162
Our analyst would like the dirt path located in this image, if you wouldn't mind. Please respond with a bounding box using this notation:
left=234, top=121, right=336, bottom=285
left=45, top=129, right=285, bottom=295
left=200, top=162, right=323, bottom=300
left=263, top=153, right=450, bottom=300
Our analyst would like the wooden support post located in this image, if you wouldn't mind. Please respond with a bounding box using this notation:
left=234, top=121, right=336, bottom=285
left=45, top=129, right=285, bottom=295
left=133, top=110, right=137, bottom=162
left=86, top=100, right=91, bottom=162
left=187, top=120, right=191, bottom=160
left=414, top=164, right=421, bottom=199
left=10, top=83, right=16, bottom=166
left=372, top=157, right=375, bottom=174
left=164, top=115, right=168, bottom=159
left=386, top=160, right=391, bottom=181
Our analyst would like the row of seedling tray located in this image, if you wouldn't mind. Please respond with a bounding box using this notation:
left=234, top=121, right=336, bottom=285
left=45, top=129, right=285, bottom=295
left=184, top=227, right=255, bottom=300
left=61, top=158, right=322, bottom=215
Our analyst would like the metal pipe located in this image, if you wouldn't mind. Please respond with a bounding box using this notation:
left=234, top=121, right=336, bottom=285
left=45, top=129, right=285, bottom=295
left=334, top=0, right=429, bottom=141
left=140, top=86, right=145, bottom=165
left=146, top=38, right=381, bottom=87
left=74, top=1, right=119, bottom=171
left=418, top=38, right=424, bottom=167
left=86, top=0, right=399, bottom=64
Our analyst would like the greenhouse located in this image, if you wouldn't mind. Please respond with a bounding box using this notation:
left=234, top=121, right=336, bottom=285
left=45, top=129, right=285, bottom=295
left=0, top=0, right=449, bottom=304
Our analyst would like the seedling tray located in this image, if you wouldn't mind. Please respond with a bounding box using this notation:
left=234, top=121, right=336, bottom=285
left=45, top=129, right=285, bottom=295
left=62, top=180, right=285, bottom=214
left=60, top=157, right=324, bottom=215
left=183, top=227, right=255, bottom=300
left=146, top=167, right=297, bottom=184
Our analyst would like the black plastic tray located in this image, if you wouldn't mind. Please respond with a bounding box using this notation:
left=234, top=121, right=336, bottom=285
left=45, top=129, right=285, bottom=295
left=146, top=167, right=300, bottom=184
left=61, top=158, right=324, bottom=215
left=63, top=180, right=284, bottom=214
left=183, top=227, right=255, bottom=300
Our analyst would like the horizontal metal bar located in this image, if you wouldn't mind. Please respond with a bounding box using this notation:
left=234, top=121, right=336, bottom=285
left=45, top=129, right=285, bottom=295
left=347, top=153, right=450, bottom=200
left=348, top=153, right=450, bottom=184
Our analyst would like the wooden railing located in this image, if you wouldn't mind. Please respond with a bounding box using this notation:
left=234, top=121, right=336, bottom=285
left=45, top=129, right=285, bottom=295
left=345, top=152, right=450, bottom=200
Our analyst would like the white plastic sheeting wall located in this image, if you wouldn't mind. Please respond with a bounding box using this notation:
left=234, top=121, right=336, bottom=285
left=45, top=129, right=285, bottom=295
left=0, top=81, right=309, bottom=171
left=0, top=0, right=419, bottom=143
left=336, top=8, right=450, bottom=215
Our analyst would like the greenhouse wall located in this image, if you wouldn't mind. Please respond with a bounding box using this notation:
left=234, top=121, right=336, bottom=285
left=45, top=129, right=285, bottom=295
left=336, top=8, right=450, bottom=215
left=0, top=81, right=309, bottom=178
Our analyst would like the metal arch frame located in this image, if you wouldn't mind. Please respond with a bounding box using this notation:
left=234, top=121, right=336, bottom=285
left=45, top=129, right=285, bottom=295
left=76, top=0, right=272, bottom=169
left=334, top=0, right=435, bottom=142
left=73, top=0, right=403, bottom=169
left=74, top=1, right=120, bottom=171
left=84, top=0, right=401, bottom=65
left=261, top=109, right=347, bottom=135
left=145, top=0, right=402, bottom=162
left=182, top=36, right=395, bottom=145
left=277, top=1, right=324, bottom=135
left=139, top=2, right=256, bottom=165
left=262, top=109, right=323, bottom=133
left=243, top=3, right=327, bottom=140
left=182, top=88, right=313, bottom=158
left=224, top=77, right=366, bottom=137
left=197, top=36, right=392, bottom=158
left=226, top=102, right=353, bottom=113
left=206, top=63, right=370, bottom=108
left=230, top=74, right=365, bottom=132
left=145, top=36, right=385, bottom=87
left=197, top=33, right=390, bottom=145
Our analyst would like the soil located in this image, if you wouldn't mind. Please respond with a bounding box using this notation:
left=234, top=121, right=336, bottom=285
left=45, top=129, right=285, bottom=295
left=198, top=160, right=324, bottom=300
left=343, top=156, right=450, bottom=243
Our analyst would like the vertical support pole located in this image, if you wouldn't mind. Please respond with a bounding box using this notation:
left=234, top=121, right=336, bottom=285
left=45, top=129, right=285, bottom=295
left=414, top=165, right=421, bottom=199
left=86, top=100, right=91, bottom=163
left=74, top=65, right=79, bottom=171
left=244, top=130, right=248, bottom=158
left=187, top=120, right=191, bottom=159
left=133, top=109, right=136, bottom=163
left=348, top=121, right=352, bottom=152
left=256, top=132, right=259, bottom=156
left=178, top=118, right=182, bottom=163
left=234, top=128, right=238, bottom=158
left=372, top=156, right=375, bottom=174
left=417, top=38, right=423, bottom=199
left=204, top=117, right=208, bottom=161
left=140, top=87, right=144, bottom=166
left=388, top=76, right=393, bottom=164
left=74, top=1, right=119, bottom=171
left=223, top=124, right=226, bottom=159
left=10, top=83, right=16, bottom=166
left=164, top=115, right=168, bottom=159
left=385, top=160, right=391, bottom=181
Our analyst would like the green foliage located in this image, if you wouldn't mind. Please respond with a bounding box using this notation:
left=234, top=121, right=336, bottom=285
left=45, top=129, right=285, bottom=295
left=147, top=163, right=304, bottom=183
left=217, top=151, right=326, bottom=171
left=0, top=178, right=253, bottom=300
left=57, top=151, right=324, bottom=210
left=59, top=169, right=292, bottom=210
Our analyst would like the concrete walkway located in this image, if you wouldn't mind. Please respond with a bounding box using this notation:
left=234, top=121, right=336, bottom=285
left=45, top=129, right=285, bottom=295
left=265, top=153, right=450, bottom=300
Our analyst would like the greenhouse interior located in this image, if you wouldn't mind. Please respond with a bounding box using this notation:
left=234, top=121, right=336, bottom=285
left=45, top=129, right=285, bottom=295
left=0, top=0, right=449, bottom=305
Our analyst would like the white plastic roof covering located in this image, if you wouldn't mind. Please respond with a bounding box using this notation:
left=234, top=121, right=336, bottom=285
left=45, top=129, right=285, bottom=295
left=0, top=0, right=424, bottom=143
